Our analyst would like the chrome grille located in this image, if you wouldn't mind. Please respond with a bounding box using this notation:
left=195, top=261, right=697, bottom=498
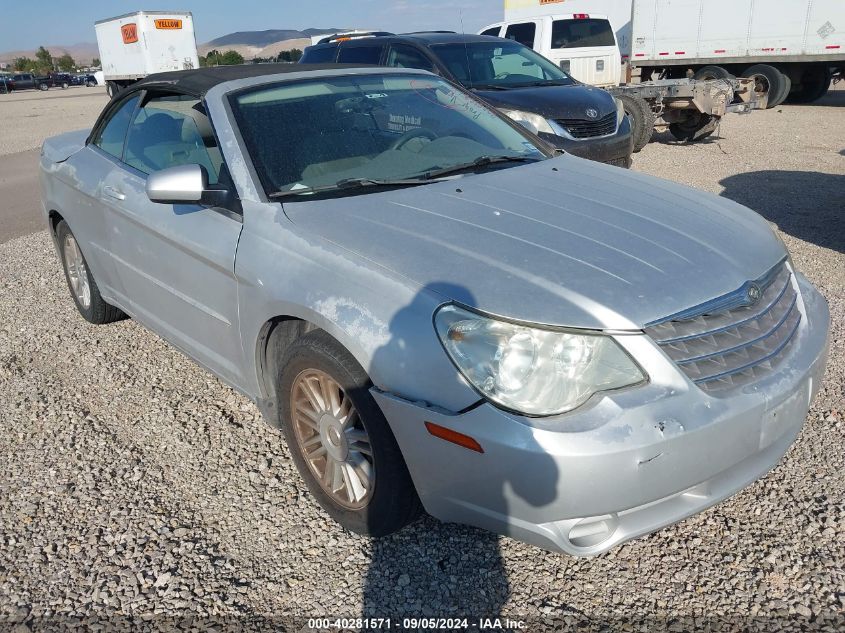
left=645, top=263, right=801, bottom=393
left=557, top=112, right=617, bottom=138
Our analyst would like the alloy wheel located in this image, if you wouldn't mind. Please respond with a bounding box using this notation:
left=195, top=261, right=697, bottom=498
left=290, top=368, right=374, bottom=509
left=63, top=233, right=91, bottom=309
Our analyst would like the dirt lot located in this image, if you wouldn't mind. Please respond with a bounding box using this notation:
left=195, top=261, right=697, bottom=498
left=0, top=84, right=843, bottom=630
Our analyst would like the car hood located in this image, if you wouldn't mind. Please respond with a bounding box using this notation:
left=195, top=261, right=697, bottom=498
left=475, top=84, right=616, bottom=120
left=283, top=156, right=786, bottom=330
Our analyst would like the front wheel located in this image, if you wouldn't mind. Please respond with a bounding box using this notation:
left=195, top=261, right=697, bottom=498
left=38, top=83, right=49, bottom=91
left=276, top=329, right=421, bottom=537
left=56, top=221, right=124, bottom=324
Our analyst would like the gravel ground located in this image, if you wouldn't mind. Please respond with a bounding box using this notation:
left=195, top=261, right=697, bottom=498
left=0, top=84, right=843, bottom=631
left=0, top=87, right=108, bottom=157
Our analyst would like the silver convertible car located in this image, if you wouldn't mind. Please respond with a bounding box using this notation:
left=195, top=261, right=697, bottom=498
left=40, top=64, right=829, bottom=556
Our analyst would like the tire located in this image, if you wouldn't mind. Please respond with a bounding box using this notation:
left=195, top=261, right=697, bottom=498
left=61, top=82, right=69, bottom=90
left=741, top=64, right=785, bottom=109
left=785, top=65, right=831, bottom=104
left=86, top=81, right=96, bottom=88
left=769, top=71, right=791, bottom=107
left=693, top=65, right=733, bottom=81
left=276, top=329, right=421, bottom=537
left=38, top=83, right=49, bottom=91
left=106, top=81, right=120, bottom=98
left=616, top=94, right=654, bottom=152
left=669, top=112, right=716, bottom=142
left=56, top=220, right=125, bottom=325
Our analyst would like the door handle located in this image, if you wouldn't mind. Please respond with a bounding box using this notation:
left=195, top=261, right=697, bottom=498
left=103, top=186, right=126, bottom=201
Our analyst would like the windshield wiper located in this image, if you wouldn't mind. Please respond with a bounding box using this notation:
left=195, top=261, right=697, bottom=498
left=421, top=155, right=541, bottom=179
left=268, top=177, right=437, bottom=200
left=470, top=83, right=509, bottom=91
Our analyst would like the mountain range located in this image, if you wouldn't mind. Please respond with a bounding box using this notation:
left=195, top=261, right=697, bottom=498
left=0, top=28, right=347, bottom=66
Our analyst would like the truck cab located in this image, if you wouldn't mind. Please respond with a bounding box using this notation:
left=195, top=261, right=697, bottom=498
left=480, top=14, right=622, bottom=87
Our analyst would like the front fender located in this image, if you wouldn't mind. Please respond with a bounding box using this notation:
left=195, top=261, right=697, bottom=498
left=236, top=201, right=481, bottom=413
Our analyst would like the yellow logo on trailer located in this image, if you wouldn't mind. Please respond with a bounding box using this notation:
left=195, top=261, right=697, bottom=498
left=504, top=0, right=565, bottom=7
left=154, top=19, right=183, bottom=30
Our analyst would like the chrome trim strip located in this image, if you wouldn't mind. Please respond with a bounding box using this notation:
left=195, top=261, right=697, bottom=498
left=646, top=258, right=787, bottom=327
left=651, top=274, right=792, bottom=344
left=693, top=314, right=801, bottom=384
left=676, top=292, right=798, bottom=365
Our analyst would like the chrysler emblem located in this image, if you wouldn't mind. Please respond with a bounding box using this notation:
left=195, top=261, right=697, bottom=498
left=585, top=108, right=599, bottom=119
left=746, top=284, right=762, bottom=304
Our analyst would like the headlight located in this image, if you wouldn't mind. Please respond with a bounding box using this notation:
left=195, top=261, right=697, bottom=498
left=435, top=305, right=646, bottom=416
left=498, top=108, right=568, bottom=137
left=615, top=97, right=625, bottom=125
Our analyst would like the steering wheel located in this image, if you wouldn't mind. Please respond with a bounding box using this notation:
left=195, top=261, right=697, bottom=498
left=390, top=127, right=437, bottom=151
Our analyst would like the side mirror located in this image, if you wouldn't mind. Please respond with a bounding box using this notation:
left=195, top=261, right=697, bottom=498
left=145, top=164, right=231, bottom=207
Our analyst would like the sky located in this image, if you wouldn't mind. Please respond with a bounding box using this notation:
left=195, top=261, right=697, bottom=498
left=0, top=0, right=504, bottom=51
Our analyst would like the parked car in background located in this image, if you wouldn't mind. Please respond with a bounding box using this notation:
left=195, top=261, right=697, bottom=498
left=77, top=73, right=99, bottom=87
left=301, top=32, right=634, bottom=167
left=47, top=73, right=73, bottom=89
left=2, top=73, right=51, bottom=91
left=40, top=64, right=829, bottom=556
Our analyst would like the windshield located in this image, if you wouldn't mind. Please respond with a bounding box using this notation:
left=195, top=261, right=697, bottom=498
left=230, top=73, right=547, bottom=197
left=431, top=41, right=575, bottom=90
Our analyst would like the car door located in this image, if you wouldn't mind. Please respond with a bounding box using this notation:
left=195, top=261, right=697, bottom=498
left=66, top=92, right=142, bottom=298
left=101, top=91, right=246, bottom=388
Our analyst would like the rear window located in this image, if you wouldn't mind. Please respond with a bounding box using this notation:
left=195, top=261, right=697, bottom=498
left=504, top=23, right=536, bottom=48
left=551, top=19, right=615, bottom=49
left=301, top=46, right=337, bottom=64
left=337, top=45, right=383, bottom=65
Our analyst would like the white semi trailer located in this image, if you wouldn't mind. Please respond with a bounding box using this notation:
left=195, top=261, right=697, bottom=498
left=498, top=0, right=844, bottom=106
left=95, top=11, right=200, bottom=97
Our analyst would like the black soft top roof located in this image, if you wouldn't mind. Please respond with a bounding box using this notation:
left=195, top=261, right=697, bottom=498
left=133, top=63, right=371, bottom=96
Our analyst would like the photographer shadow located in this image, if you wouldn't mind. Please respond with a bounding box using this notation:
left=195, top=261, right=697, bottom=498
left=362, top=282, right=559, bottom=626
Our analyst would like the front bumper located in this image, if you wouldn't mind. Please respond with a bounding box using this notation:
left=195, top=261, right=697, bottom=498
left=539, top=115, right=634, bottom=167
left=373, top=273, right=829, bottom=556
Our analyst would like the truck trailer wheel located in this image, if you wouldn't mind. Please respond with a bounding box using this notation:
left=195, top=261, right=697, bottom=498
left=617, top=94, right=654, bottom=152
left=694, top=65, right=733, bottom=81
left=770, top=71, right=791, bottom=107
left=786, top=65, right=831, bottom=104
left=741, top=64, right=786, bottom=109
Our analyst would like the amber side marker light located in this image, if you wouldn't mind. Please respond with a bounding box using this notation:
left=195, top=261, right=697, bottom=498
left=424, top=422, right=484, bottom=453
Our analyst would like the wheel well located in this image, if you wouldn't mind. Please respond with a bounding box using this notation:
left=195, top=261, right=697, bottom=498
left=48, top=210, right=64, bottom=236
left=255, top=316, right=319, bottom=402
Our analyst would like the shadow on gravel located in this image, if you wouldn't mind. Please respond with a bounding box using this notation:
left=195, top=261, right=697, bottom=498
left=719, top=170, right=845, bottom=253
left=363, top=283, right=559, bottom=623
left=803, top=88, right=845, bottom=108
